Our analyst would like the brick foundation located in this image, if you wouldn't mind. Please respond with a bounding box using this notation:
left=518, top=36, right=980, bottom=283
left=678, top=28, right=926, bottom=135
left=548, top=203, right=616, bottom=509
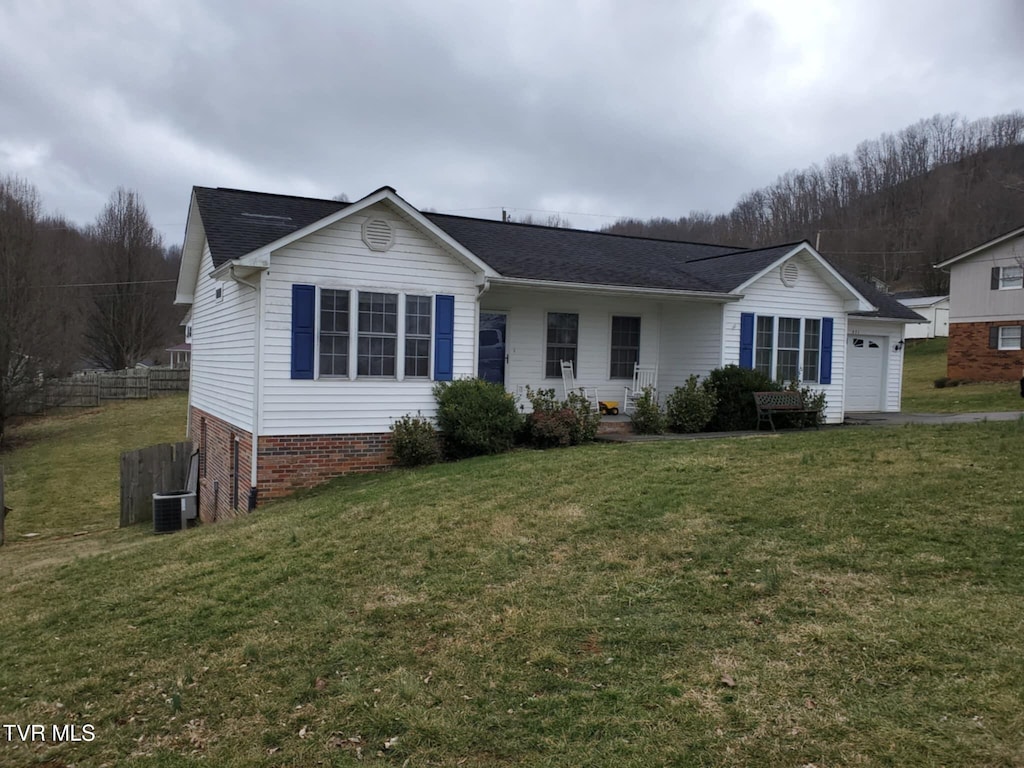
left=948, top=322, right=1024, bottom=382
left=257, top=433, right=393, bottom=501
left=189, top=408, right=253, bottom=523
left=190, top=406, right=395, bottom=520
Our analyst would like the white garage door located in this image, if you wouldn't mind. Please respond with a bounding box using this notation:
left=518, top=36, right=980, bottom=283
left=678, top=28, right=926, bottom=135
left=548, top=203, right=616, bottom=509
left=845, top=335, right=885, bottom=411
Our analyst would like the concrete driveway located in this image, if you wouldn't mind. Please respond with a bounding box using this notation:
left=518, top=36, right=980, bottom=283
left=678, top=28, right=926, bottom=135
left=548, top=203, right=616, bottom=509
left=843, top=411, right=1024, bottom=426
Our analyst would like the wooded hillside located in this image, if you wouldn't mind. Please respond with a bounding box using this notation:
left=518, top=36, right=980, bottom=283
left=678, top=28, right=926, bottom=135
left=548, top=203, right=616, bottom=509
left=604, top=112, right=1024, bottom=293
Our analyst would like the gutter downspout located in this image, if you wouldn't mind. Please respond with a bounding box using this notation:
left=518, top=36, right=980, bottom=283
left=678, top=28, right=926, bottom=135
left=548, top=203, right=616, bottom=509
left=230, top=266, right=263, bottom=509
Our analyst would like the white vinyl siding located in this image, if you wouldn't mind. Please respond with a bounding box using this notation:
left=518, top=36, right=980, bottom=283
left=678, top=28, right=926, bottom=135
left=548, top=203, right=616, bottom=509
left=259, top=203, right=479, bottom=435
left=189, top=242, right=255, bottom=429
left=723, top=252, right=849, bottom=423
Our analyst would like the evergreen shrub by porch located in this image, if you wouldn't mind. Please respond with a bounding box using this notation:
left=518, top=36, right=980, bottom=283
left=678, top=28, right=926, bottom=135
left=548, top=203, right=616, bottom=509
left=524, top=387, right=602, bottom=447
left=629, top=387, right=665, bottom=434
left=665, top=375, right=718, bottom=433
left=390, top=414, right=441, bottom=467
left=705, top=365, right=780, bottom=431
left=433, top=379, right=521, bottom=459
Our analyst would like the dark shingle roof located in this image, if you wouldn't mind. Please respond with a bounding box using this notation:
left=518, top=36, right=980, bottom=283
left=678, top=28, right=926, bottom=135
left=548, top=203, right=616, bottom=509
left=195, top=187, right=346, bottom=267
left=191, top=186, right=921, bottom=320
left=425, top=214, right=738, bottom=292
left=839, top=271, right=927, bottom=321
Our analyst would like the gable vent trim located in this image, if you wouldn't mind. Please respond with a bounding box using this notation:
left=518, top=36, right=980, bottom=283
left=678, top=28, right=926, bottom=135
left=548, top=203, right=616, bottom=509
left=780, top=261, right=799, bottom=288
left=362, top=217, right=395, bottom=252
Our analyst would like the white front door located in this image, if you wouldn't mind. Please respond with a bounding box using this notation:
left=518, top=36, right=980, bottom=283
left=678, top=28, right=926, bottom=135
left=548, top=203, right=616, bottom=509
left=845, top=335, right=885, bottom=411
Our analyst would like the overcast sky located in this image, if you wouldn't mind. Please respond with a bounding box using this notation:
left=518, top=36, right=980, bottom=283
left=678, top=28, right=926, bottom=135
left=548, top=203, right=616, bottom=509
left=2, top=0, right=1022, bottom=246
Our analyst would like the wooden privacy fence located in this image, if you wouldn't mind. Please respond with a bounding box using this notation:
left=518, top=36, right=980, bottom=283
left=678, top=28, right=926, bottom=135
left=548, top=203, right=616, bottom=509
left=120, top=441, right=193, bottom=527
left=27, top=368, right=189, bottom=411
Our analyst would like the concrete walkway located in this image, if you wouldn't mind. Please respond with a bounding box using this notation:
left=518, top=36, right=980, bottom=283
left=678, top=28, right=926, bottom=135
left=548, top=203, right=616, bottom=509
left=596, top=410, right=1024, bottom=442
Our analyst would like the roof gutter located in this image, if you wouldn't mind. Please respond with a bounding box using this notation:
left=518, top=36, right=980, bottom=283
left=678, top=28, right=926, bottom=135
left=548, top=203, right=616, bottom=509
left=486, top=276, right=738, bottom=302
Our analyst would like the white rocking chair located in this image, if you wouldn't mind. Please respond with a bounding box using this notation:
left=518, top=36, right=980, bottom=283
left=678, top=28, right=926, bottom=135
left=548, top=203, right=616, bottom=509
left=560, top=360, right=599, bottom=411
left=623, top=363, right=658, bottom=414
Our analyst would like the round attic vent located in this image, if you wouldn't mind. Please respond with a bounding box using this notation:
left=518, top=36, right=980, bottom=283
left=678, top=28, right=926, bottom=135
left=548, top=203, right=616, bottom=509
left=362, top=217, right=395, bottom=252
left=780, top=261, right=799, bottom=287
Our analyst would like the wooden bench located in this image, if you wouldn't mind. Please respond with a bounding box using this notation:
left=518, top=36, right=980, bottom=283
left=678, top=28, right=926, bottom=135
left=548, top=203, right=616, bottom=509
left=753, top=391, right=821, bottom=431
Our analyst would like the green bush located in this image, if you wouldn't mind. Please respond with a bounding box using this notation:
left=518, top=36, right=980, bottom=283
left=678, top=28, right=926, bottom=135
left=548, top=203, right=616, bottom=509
left=524, top=387, right=601, bottom=447
left=783, top=379, right=828, bottom=428
left=433, top=379, right=522, bottom=460
left=665, top=375, right=718, bottom=433
left=629, top=387, right=665, bottom=434
left=705, top=365, right=780, bottom=431
left=390, top=413, right=441, bottom=467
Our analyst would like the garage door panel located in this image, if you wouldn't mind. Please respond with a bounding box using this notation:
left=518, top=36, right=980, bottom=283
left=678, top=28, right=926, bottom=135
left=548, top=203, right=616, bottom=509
left=845, top=335, right=884, bottom=411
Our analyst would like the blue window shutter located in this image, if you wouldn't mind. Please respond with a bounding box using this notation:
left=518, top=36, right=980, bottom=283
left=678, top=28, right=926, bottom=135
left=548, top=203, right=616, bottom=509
left=291, top=284, right=315, bottom=380
left=434, top=294, right=455, bottom=381
left=820, top=317, right=834, bottom=384
left=739, top=312, right=755, bottom=369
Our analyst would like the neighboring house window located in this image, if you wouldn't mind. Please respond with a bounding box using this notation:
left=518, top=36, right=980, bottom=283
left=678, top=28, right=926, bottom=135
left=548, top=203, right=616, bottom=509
left=358, top=292, right=398, bottom=376
left=997, top=326, right=1022, bottom=350
left=610, top=316, right=641, bottom=378
left=405, top=295, right=432, bottom=377
left=546, top=312, right=579, bottom=378
left=996, top=265, right=1023, bottom=290
left=753, top=315, right=824, bottom=382
left=319, top=289, right=350, bottom=376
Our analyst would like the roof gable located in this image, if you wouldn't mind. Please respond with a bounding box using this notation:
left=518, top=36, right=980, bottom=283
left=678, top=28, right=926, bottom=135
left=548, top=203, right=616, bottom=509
left=935, top=224, right=1024, bottom=268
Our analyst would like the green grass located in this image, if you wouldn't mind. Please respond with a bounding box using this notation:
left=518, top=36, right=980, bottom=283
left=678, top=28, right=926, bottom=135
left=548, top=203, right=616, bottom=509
left=901, top=337, right=1022, bottom=412
left=1, top=394, right=188, bottom=540
left=2, top=408, right=1023, bottom=766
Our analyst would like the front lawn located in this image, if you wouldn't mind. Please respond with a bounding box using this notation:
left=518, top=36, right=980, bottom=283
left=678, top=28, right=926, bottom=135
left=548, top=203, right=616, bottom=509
left=1, top=422, right=1022, bottom=766
left=901, top=337, right=1021, bottom=412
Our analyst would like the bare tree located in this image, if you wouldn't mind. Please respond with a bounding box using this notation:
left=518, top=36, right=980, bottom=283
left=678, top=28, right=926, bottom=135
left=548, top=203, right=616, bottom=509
left=0, top=176, right=80, bottom=446
left=85, top=188, right=166, bottom=370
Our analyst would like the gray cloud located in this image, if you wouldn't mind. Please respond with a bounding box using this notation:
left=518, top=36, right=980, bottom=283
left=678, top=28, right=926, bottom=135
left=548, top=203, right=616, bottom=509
left=1, top=0, right=1021, bottom=244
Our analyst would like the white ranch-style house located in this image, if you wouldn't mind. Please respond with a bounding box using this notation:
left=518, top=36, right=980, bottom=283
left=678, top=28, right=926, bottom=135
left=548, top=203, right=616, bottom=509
left=175, top=186, right=922, bottom=521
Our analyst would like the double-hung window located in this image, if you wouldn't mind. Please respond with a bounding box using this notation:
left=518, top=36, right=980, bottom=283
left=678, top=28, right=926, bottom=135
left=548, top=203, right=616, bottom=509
left=405, top=295, right=432, bottom=377
left=358, top=292, right=398, bottom=376
left=610, top=316, right=641, bottom=378
left=319, top=289, right=350, bottom=376
left=997, top=326, right=1022, bottom=350
left=546, top=312, right=579, bottom=378
left=754, top=315, right=823, bottom=383
left=997, top=265, right=1023, bottom=290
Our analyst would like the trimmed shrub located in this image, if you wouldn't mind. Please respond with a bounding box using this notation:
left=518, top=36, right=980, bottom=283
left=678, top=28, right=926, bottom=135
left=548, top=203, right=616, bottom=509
left=665, top=375, right=718, bottom=433
left=705, top=365, right=780, bottom=431
left=783, top=379, right=828, bottom=428
left=433, top=379, right=522, bottom=460
left=629, top=387, right=665, bottom=434
left=524, top=387, right=602, bottom=448
left=390, top=413, right=441, bottom=467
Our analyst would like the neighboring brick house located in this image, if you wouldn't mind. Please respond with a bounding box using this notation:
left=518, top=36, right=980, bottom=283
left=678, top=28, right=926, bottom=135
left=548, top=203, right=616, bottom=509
left=175, top=185, right=922, bottom=522
left=936, top=225, right=1024, bottom=381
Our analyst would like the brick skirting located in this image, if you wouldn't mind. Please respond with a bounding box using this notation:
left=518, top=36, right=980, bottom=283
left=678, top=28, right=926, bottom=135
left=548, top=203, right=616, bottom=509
left=257, top=433, right=393, bottom=501
left=948, top=322, right=1024, bottom=382
left=189, top=407, right=395, bottom=520
left=189, top=408, right=253, bottom=523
